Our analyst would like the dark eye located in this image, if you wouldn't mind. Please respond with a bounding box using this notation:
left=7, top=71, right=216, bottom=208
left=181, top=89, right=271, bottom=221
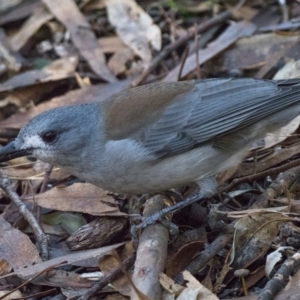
left=41, top=131, right=58, bottom=144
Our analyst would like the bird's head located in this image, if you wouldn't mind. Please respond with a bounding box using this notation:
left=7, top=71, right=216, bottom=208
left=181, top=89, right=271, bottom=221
left=0, top=103, right=102, bottom=167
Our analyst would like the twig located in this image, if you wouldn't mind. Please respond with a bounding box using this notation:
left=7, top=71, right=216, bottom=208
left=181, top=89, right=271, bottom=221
left=40, top=165, right=53, bottom=193
left=222, top=157, right=300, bottom=193
left=131, top=0, right=245, bottom=87
left=78, top=254, right=136, bottom=300
left=258, top=252, right=300, bottom=300
left=279, top=0, right=289, bottom=23
left=132, top=195, right=169, bottom=300
left=194, top=23, right=201, bottom=79
left=0, top=170, right=49, bottom=261
left=177, top=46, right=189, bottom=81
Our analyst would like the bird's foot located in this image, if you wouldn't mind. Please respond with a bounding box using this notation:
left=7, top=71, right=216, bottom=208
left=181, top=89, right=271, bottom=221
left=131, top=178, right=218, bottom=244
left=131, top=191, right=213, bottom=241
left=131, top=210, right=179, bottom=245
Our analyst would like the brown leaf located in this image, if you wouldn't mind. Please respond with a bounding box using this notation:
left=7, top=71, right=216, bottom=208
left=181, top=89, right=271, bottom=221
left=0, top=259, right=9, bottom=276
left=8, top=4, right=53, bottom=51
left=0, top=216, right=42, bottom=271
left=43, top=0, right=116, bottom=82
left=166, top=241, right=204, bottom=279
left=108, top=48, right=135, bottom=75
left=0, top=56, right=78, bottom=93
left=16, top=242, right=125, bottom=281
left=105, top=0, right=161, bottom=63
left=230, top=211, right=287, bottom=269
left=207, top=33, right=299, bottom=73
left=99, top=36, right=127, bottom=54
left=98, top=242, right=134, bottom=296
left=32, top=183, right=121, bottom=216
left=163, top=21, right=257, bottom=82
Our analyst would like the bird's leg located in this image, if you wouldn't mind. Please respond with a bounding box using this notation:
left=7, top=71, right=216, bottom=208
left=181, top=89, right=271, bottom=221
left=131, top=177, right=218, bottom=240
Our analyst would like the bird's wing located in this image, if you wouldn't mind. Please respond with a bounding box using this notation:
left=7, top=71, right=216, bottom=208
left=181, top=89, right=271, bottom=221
left=105, top=78, right=300, bottom=158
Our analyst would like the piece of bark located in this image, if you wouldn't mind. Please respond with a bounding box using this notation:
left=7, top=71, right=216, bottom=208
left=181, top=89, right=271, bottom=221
left=66, top=217, right=129, bottom=250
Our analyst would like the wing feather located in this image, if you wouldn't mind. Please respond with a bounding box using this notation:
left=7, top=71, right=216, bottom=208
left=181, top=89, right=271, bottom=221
left=130, top=78, right=300, bottom=157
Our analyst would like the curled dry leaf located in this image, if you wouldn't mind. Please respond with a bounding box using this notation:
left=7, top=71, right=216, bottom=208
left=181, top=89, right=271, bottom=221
left=0, top=259, right=9, bottom=276
left=229, top=211, right=288, bottom=269
left=273, top=59, right=300, bottom=80
left=182, top=270, right=219, bottom=300
left=105, top=0, right=161, bottom=63
left=265, top=246, right=294, bottom=278
left=66, top=217, right=129, bottom=250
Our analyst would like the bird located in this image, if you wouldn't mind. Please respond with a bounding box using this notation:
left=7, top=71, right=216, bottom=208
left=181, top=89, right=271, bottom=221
left=1, top=77, right=300, bottom=229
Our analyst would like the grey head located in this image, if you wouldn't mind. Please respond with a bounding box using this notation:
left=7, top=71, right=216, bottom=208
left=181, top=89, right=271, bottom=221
left=0, top=102, right=103, bottom=167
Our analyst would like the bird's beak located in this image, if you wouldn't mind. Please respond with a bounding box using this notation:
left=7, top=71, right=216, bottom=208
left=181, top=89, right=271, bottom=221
left=0, top=141, right=32, bottom=163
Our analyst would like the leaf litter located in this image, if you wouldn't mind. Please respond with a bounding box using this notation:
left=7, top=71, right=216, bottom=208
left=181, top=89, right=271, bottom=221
left=1, top=1, right=300, bottom=299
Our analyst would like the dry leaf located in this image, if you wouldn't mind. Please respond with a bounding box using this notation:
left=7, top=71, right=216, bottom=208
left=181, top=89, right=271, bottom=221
left=230, top=211, right=287, bottom=269
left=105, top=0, right=161, bottom=63
left=99, top=36, right=127, bottom=53
left=0, top=56, right=78, bottom=93
left=0, top=216, right=42, bottom=271
left=0, top=290, right=23, bottom=300
left=163, top=21, right=257, bottom=82
left=16, top=242, right=124, bottom=281
left=0, top=79, right=131, bottom=129
left=9, top=4, right=52, bottom=51
left=43, top=0, right=116, bottom=82
left=33, top=183, right=121, bottom=216
left=166, top=241, right=204, bottom=279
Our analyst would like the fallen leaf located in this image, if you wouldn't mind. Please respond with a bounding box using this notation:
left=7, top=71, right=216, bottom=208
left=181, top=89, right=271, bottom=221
left=43, top=0, right=116, bottom=82
left=32, top=183, right=121, bottom=216
left=0, top=79, right=131, bottom=129
left=105, top=0, right=161, bottom=63
left=16, top=242, right=125, bottom=281
left=8, top=4, right=52, bottom=51
left=166, top=241, right=204, bottom=279
left=230, top=211, right=287, bottom=269
left=163, top=21, right=257, bottom=82
left=0, top=56, right=78, bottom=93
left=0, top=216, right=42, bottom=271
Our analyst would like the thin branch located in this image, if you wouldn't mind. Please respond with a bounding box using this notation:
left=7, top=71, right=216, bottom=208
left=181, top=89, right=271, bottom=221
left=0, top=170, right=49, bottom=260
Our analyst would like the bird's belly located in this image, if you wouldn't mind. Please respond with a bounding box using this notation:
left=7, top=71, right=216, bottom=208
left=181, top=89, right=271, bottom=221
left=69, top=131, right=259, bottom=194
left=85, top=144, right=229, bottom=194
